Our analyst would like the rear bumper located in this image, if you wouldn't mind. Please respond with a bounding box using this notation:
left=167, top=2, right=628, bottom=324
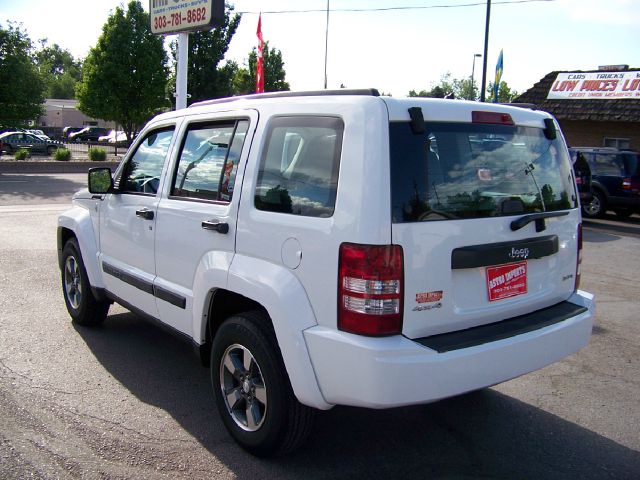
left=304, top=290, right=594, bottom=409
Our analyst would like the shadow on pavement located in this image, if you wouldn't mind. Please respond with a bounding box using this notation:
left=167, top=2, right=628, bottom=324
left=0, top=173, right=85, bottom=204
left=75, top=312, right=640, bottom=480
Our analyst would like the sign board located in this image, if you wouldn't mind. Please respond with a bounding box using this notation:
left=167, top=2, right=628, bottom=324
left=547, top=71, right=640, bottom=100
left=149, top=0, right=224, bottom=35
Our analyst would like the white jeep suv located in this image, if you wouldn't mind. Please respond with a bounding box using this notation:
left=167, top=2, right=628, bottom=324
left=58, top=90, right=594, bottom=456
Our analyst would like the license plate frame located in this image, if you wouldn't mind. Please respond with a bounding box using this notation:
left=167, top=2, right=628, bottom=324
left=486, top=261, right=528, bottom=302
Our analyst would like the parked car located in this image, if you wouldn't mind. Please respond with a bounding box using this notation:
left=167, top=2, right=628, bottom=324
left=69, top=127, right=111, bottom=142
left=572, top=150, right=593, bottom=203
left=98, top=130, right=128, bottom=144
left=569, top=147, right=640, bottom=218
left=63, top=126, right=83, bottom=139
left=58, top=90, right=594, bottom=456
left=0, top=131, right=63, bottom=156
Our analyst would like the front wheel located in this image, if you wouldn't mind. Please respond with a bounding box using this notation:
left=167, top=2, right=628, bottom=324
left=61, top=238, right=109, bottom=326
left=211, top=311, right=314, bottom=456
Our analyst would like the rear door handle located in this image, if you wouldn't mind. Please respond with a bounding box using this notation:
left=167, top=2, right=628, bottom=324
left=135, top=208, right=154, bottom=220
left=201, top=220, right=229, bottom=234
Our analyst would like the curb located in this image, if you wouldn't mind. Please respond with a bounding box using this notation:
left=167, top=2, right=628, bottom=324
left=0, top=160, right=120, bottom=174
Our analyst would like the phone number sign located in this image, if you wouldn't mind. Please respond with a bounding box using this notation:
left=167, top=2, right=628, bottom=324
left=150, top=0, right=224, bottom=35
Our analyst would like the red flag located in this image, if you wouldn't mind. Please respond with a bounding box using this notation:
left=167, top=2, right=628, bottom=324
left=256, top=13, right=264, bottom=93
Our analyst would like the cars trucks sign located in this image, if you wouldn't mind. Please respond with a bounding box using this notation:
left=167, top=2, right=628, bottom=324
left=149, top=0, right=224, bottom=35
left=547, top=71, right=640, bottom=100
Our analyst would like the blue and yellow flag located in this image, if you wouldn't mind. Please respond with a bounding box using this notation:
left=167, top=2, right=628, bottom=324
left=493, top=49, right=503, bottom=103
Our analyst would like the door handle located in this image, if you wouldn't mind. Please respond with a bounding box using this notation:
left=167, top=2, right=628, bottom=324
left=135, top=208, right=154, bottom=220
left=201, top=220, right=229, bottom=234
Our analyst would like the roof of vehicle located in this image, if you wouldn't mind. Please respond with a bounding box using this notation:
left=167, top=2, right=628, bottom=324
left=152, top=89, right=552, bottom=128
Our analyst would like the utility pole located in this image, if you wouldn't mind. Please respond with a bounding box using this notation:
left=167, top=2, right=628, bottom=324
left=480, top=0, right=491, bottom=102
left=324, top=0, right=330, bottom=89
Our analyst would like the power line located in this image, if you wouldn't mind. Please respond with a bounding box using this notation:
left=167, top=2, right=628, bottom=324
left=237, top=0, right=555, bottom=15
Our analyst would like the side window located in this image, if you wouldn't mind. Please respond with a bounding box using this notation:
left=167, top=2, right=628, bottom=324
left=592, top=153, right=623, bottom=176
left=172, top=120, right=248, bottom=202
left=255, top=116, right=344, bottom=217
left=120, top=128, right=175, bottom=195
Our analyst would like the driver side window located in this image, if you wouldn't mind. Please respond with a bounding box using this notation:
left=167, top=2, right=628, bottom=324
left=120, top=128, right=175, bottom=194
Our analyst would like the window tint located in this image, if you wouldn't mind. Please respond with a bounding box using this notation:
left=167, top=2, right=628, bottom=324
left=591, top=153, right=624, bottom=176
left=390, top=122, right=577, bottom=223
left=120, top=128, right=175, bottom=194
left=172, top=120, right=248, bottom=202
left=255, top=116, right=343, bottom=217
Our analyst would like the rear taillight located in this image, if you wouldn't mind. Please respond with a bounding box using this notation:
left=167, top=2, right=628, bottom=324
left=622, top=178, right=640, bottom=194
left=472, top=111, right=514, bottom=126
left=338, top=243, right=403, bottom=336
left=575, top=223, right=583, bottom=291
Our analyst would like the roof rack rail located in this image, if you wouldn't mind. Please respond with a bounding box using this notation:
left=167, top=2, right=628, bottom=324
left=190, top=88, right=381, bottom=108
left=501, top=103, right=538, bottom=110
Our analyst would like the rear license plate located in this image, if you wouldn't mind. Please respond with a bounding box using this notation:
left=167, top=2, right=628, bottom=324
left=486, top=261, right=527, bottom=302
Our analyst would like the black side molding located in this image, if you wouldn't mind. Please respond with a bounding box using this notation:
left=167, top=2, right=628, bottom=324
left=416, top=301, right=588, bottom=353
left=102, top=262, right=187, bottom=309
left=451, top=235, right=558, bottom=269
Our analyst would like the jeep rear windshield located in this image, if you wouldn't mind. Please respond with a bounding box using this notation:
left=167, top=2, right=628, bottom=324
left=390, top=121, right=577, bottom=223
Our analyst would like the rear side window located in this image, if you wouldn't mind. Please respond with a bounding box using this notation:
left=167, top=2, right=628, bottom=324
left=254, top=116, right=343, bottom=217
left=390, top=122, right=577, bottom=222
left=591, top=153, right=624, bottom=176
left=172, top=120, right=248, bottom=202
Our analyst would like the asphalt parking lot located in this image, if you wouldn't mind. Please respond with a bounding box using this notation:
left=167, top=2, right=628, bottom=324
left=0, top=173, right=638, bottom=479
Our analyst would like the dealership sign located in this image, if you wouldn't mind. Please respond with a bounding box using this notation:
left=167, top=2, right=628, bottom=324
left=547, top=71, right=640, bottom=100
left=149, top=0, right=224, bottom=35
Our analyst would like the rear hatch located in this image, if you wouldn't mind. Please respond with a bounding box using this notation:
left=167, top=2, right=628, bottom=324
left=388, top=103, right=581, bottom=339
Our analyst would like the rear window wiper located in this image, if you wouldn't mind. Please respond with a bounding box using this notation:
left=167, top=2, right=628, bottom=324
left=511, top=211, right=569, bottom=232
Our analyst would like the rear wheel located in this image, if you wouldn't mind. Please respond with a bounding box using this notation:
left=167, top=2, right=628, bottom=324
left=47, top=145, right=58, bottom=156
left=211, top=311, right=314, bottom=456
left=582, top=190, right=606, bottom=218
left=61, top=238, right=109, bottom=326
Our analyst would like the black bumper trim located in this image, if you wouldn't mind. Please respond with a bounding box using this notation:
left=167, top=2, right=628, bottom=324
left=414, top=301, right=588, bottom=353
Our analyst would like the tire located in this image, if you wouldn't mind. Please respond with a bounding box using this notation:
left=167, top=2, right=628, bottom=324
left=61, top=238, right=109, bottom=326
left=47, top=145, right=58, bottom=156
left=582, top=190, right=606, bottom=218
left=211, top=311, right=315, bottom=456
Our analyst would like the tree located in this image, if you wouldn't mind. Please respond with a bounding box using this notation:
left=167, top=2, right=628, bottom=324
left=36, top=41, right=82, bottom=99
left=409, top=73, right=479, bottom=100
left=168, top=5, right=241, bottom=104
left=76, top=1, right=167, bottom=143
left=232, top=41, right=290, bottom=95
left=486, top=81, right=519, bottom=103
left=0, top=23, right=45, bottom=127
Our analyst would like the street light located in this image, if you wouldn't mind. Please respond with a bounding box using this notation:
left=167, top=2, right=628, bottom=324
left=471, top=53, right=482, bottom=101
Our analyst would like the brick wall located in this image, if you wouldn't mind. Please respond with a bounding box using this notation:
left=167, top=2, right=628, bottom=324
left=559, top=120, right=640, bottom=150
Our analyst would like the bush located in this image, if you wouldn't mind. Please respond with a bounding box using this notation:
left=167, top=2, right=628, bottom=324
left=54, top=148, right=71, bottom=161
left=88, top=147, right=107, bottom=161
left=14, top=148, right=29, bottom=160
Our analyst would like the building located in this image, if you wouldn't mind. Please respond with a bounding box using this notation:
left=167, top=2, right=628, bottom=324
left=38, top=99, right=113, bottom=136
left=514, top=66, right=640, bottom=150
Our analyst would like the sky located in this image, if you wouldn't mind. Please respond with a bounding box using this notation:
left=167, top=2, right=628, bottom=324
left=1, top=0, right=639, bottom=97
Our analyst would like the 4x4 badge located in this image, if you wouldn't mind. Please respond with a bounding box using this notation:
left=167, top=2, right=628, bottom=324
left=508, top=247, right=530, bottom=260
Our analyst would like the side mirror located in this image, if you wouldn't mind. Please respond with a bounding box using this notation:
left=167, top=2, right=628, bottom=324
left=88, top=167, right=114, bottom=194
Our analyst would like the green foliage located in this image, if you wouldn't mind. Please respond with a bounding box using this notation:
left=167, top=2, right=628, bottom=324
left=14, top=148, right=30, bottom=160
left=54, top=148, right=71, bottom=161
left=88, top=147, right=107, bottom=161
left=76, top=1, right=167, bottom=144
left=486, top=81, right=519, bottom=103
left=36, top=41, right=82, bottom=99
left=169, top=4, right=241, bottom=103
left=410, top=73, right=517, bottom=102
left=232, top=42, right=290, bottom=95
left=0, top=23, right=45, bottom=127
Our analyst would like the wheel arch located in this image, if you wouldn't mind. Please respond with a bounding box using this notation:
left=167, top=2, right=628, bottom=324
left=198, top=254, right=332, bottom=410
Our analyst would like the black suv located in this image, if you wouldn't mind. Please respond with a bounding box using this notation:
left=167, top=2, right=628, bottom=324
left=69, top=127, right=110, bottom=142
left=569, top=147, right=640, bottom=218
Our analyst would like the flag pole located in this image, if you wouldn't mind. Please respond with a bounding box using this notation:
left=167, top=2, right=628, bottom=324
left=480, top=0, right=491, bottom=102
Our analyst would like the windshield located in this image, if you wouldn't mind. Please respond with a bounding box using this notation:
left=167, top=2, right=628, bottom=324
left=390, top=121, right=577, bottom=222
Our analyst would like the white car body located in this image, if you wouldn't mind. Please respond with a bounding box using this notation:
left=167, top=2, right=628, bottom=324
left=58, top=91, right=594, bottom=452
